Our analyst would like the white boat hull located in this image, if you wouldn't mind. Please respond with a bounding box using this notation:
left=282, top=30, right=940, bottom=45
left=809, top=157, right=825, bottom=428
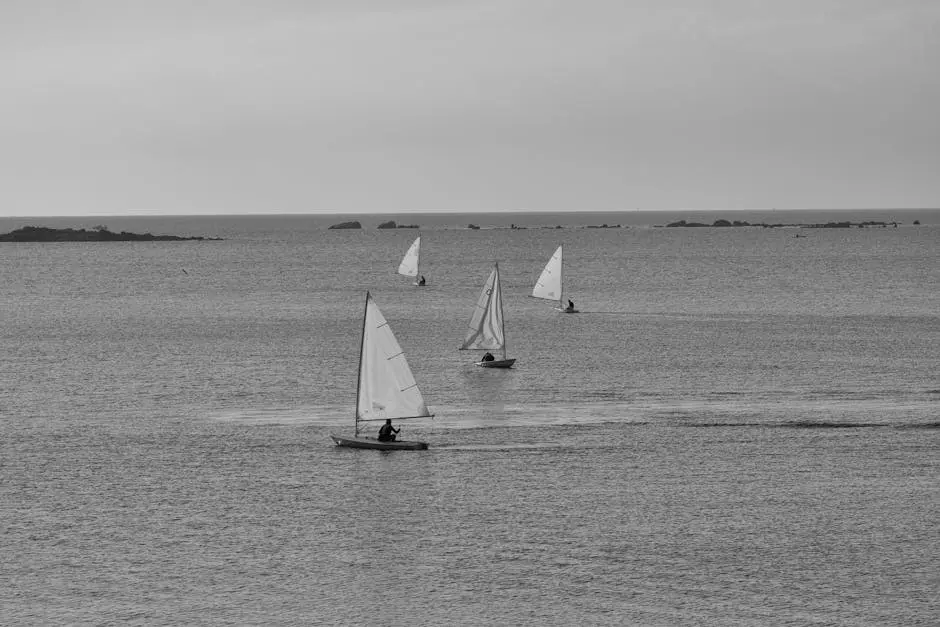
left=331, top=435, right=428, bottom=451
left=477, top=358, right=516, bottom=368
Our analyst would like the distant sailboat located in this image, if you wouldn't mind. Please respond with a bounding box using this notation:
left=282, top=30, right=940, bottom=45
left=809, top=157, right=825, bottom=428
left=460, top=263, right=515, bottom=368
left=398, top=236, right=426, bottom=286
left=532, top=245, right=577, bottom=313
left=331, top=292, right=433, bottom=450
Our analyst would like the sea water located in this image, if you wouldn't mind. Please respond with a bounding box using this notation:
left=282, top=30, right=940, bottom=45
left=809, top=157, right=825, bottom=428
left=1, top=211, right=938, bottom=625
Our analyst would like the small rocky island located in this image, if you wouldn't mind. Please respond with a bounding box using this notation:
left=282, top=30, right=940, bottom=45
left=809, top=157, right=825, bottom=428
left=377, top=220, right=419, bottom=229
left=328, top=221, right=362, bottom=229
left=660, top=219, right=900, bottom=229
left=0, top=226, right=221, bottom=242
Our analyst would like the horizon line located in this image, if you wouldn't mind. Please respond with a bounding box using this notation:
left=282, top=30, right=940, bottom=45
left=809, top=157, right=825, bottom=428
left=2, top=207, right=937, bottom=219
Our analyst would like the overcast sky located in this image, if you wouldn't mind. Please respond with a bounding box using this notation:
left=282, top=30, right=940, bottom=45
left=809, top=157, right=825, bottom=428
left=1, top=1, right=938, bottom=216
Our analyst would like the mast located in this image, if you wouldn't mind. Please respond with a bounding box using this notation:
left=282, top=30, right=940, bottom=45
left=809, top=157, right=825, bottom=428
left=497, top=262, right=507, bottom=360
left=353, top=291, right=369, bottom=436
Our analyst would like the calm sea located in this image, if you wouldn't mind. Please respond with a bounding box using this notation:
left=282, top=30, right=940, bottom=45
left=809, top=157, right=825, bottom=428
left=2, top=210, right=938, bottom=625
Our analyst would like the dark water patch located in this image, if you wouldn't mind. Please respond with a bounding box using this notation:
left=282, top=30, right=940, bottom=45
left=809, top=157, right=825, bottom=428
left=672, top=421, right=907, bottom=429
left=672, top=420, right=940, bottom=430
left=684, top=422, right=764, bottom=428
left=778, top=420, right=889, bottom=429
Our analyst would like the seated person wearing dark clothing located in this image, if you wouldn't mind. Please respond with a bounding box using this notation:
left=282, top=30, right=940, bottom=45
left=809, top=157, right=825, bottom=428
left=481, top=352, right=495, bottom=362
left=378, top=419, right=400, bottom=442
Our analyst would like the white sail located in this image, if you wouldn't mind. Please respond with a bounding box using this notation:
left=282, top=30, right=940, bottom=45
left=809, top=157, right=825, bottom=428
left=460, top=265, right=506, bottom=352
left=397, top=236, right=420, bottom=277
left=356, top=293, right=431, bottom=428
left=532, top=245, right=563, bottom=303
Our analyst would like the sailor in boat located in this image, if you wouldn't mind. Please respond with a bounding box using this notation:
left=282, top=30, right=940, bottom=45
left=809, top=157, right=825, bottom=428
left=378, top=419, right=400, bottom=442
left=418, top=275, right=426, bottom=286
left=481, top=352, right=495, bottom=362
left=565, top=299, right=575, bottom=312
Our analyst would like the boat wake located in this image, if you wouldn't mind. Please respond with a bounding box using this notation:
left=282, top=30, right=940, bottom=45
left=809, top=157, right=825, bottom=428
left=436, top=442, right=573, bottom=452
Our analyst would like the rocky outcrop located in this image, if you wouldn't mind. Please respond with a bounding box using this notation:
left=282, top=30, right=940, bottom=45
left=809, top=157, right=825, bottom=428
left=661, top=219, right=900, bottom=229
left=328, top=221, right=362, bottom=229
left=664, top=219, right=749, bottom=227
left=0, top=226, right=220, bottom=242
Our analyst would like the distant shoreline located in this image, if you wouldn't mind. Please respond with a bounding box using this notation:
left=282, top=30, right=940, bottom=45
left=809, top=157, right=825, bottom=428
left=0, top=209, right=934, bottom=235
left=0, top=226, right=221, bottom=242
left=658, top=219, right=906, bottom=229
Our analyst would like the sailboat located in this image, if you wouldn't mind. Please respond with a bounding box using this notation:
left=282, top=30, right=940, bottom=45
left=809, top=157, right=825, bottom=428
left=331, top=292, right=433, bottom=450
left=532, top=245, right=577, bottom=313
left=397, top=236, right=426, bottom=286
left=460, top=263, right=515, bottom=368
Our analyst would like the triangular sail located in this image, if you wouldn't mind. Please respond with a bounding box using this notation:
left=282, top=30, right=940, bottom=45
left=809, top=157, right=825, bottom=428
left=460, top=265, right=505, bottom=352
left=356, top=293, right=431, bottom=432
left=397, top=236, right=420, bottom=277
left=532, top=245, right=563, bottom=303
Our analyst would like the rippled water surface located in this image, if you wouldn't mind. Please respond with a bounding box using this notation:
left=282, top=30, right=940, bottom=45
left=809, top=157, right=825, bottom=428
left=2, top=211, right=938, bottom=625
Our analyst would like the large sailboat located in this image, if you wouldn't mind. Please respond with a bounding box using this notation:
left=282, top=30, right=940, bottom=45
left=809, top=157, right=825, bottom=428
left=331, top=292, right=433, bottom=450
left=532, top=245, right=577, bottom=313
left=397, top=236, right=426, bottom=286
left=460, top=263, right=515, bottom=368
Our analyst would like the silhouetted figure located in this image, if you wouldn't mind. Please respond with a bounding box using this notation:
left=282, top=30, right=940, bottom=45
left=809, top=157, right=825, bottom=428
left=418, top=276, right=426, bottom=286
left=481, top=352, right=495, bottom=362
left=565, top=299, right=575, bottom=312
left=378, top=419, right=400, bottom=442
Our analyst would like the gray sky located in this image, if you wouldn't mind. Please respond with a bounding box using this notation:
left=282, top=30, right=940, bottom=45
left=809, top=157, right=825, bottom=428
left=2, top=0, right=938, bottom=216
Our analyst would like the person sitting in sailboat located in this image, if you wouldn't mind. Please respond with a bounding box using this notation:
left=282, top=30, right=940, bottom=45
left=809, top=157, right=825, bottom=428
left=378, top=419, right=400, bottom=442
left=565, top=299, right=575, bottom=312
left=481, top=352, right=495, bottom=362
left=418, top=275, right=426, bottom=286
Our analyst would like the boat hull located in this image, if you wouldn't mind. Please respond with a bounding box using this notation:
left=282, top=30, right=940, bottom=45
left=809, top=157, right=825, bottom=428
left=331, top=435, right=428, bottom=450
left=554, top=307, right=579, bottom=314
left=477, top=358, right=516, bottom=368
